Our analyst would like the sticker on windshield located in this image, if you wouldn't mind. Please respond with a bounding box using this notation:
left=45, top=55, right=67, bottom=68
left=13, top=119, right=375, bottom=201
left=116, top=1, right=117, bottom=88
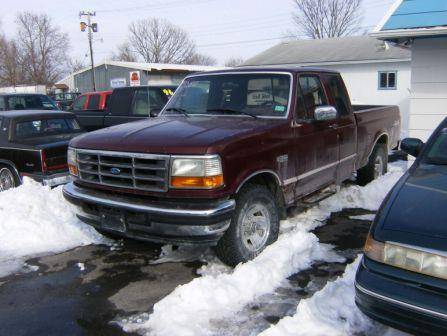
left=275, top=105, right=286, bottom=112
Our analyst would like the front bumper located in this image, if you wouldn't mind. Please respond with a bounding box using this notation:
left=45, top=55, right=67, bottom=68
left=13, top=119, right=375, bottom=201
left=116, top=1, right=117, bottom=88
left=355, top=257, right=447, bottom=336
left=62, top=182, right=235, bottom=245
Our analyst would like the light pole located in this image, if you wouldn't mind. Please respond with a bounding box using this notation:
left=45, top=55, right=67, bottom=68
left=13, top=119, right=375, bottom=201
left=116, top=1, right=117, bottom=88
left=79, top=11, right=98, bottom=91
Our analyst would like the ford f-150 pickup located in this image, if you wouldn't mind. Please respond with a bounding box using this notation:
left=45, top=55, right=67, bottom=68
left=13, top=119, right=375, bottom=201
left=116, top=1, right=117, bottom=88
left=63, top=67, right=400, bottom=266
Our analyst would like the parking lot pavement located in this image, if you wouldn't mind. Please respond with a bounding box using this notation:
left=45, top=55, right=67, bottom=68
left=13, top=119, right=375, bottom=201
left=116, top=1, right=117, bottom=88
left=0, top=208, right=391, bottom=336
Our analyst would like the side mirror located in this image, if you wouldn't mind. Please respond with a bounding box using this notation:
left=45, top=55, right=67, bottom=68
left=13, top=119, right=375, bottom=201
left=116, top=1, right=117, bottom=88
left=401, top=138, right=424, bottom=157
left=314, top=106, right=338, bottom=121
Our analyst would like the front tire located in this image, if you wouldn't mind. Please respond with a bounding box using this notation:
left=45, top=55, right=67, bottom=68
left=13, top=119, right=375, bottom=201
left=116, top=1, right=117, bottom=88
left=357, top=144, right=388, bottom=186
left=0, top=165, right=18, bottom=192
left=216, top=184, right=280, bottom=266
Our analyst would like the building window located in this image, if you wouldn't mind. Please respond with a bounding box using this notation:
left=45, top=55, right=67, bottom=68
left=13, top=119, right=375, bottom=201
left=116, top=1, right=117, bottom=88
left=378, top=71, right=397, bottom=90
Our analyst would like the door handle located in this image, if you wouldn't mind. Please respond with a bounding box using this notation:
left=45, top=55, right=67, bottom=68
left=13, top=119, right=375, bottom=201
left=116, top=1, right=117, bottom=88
left=329, top=124, right=338, bottom=129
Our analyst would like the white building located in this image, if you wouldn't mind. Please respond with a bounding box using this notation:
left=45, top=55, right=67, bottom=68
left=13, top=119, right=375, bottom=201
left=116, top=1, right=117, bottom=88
left=244, top=36, right=412, bottom=138
left=372, top=0, right=447, bottom=141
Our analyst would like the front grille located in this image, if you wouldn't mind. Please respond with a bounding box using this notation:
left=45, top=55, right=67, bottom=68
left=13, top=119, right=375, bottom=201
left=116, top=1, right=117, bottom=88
left=76, top=149, right=169, bottom=192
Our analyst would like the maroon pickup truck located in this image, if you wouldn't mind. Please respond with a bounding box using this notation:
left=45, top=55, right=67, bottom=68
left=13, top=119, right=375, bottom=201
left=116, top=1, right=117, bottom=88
left=63, top=67, right=400, bottom=265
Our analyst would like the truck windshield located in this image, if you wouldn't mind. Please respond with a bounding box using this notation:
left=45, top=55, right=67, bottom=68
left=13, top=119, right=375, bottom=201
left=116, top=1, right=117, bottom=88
left=425, top=128, right=447, bottom=165
left=15, top=118, right=81, bottom=138
left=163, top=73, right=291, bottom=118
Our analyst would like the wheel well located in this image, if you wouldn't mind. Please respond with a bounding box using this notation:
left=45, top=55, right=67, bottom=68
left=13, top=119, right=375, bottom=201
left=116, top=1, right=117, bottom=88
left=376, top=134, right=389, bottom=148
left=0, top=160, right=21, bottom=183
left=237, top=172, right=287, bottom=219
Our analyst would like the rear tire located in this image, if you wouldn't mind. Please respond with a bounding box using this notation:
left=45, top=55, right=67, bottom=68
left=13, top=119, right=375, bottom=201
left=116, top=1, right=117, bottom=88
left=357, top=144, right=388, bottom=186
left=216, top=184, right=280, bottom=267
left=0, top=165, right=19, bottom=192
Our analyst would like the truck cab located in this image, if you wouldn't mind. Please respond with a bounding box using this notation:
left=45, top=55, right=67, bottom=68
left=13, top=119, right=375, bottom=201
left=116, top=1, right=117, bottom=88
left=63, top=67, right=400, bottom=265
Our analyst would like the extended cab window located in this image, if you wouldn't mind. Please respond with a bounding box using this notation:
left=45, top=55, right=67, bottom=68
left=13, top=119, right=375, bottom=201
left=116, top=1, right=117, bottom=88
left=132, top=89, right=150, bottom=116
left=87, top=94, right=100, bottom=110
left=298, top=75, right=328, bottom=118
left=73, top=95, right=87, bottom=111
left=15, top=118, right=81, bottom=138
left=327, top=75, right=350, bottom=116
left=164, top=74, right=291, bottom=117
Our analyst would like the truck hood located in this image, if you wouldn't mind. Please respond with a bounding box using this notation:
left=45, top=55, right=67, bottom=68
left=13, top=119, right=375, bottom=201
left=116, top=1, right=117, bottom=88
left=70, top=116, right=284, bottom=154
left=381, top=164, right=447, bottom=241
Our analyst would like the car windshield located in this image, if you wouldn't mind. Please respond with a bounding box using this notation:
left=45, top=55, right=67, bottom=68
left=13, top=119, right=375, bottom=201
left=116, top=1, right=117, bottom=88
left=425, top=127, right=447, bottom=165
left=15, top=118, right=81, bottom=138
left=162, top=73, right=291, bottom=118
left=4, top=95, right=58, bottom=111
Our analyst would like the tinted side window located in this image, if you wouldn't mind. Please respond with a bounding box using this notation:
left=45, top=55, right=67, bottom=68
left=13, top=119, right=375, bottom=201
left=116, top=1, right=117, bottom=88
left=87, top=94, right=100, bottom=110
left=104, top=94, right=111, bottom=109
left=0, top=97, right=5, bottom=111
left=109, top=89, right=133, bottom=116
left=327, top=75, right=350, bottom=116
left=73, top=95, right=87, bottom=111
left=298, top=75, right=328, bottom=118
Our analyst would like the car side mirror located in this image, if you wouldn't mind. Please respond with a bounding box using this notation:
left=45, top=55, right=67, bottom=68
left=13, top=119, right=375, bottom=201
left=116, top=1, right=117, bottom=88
left=314, top=106, right=338, bottom=121
left=401, top=138, right=424, bottom=157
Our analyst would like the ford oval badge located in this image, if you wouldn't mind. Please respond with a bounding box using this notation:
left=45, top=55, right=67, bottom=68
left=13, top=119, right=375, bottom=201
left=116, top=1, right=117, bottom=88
left=110, top=167, right=121, bottom=175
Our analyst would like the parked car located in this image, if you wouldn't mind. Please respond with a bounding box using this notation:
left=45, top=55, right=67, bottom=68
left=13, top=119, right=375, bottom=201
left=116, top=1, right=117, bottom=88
left=355, top=118, right=447, bottom=336
left=62, top=67, right=400, bottom=265
left=72, top=86, right=176, bottom=131
left=70, top=91, right=112, bottom=127
left=0, top=110, right=84, bottom=191
left=0, top=93, right=59, bottom=111
left=50, top=92, right=81, bottom=111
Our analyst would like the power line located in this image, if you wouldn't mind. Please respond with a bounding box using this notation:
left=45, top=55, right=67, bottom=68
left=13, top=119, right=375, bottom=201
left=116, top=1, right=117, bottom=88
left=97, top=0, right=218, bottom=14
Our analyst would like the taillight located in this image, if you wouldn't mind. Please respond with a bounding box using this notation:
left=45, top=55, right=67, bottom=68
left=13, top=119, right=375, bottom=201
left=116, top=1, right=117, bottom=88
left=41, top=150, right=48, bottom=174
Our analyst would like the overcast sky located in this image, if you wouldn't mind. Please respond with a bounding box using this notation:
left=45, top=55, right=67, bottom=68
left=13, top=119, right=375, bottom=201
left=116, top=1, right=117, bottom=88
left=1, top=0, right=395, bottom=66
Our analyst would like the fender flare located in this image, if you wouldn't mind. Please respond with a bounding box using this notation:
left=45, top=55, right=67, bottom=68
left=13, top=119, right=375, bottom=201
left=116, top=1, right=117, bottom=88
left=236, top=169, right=282, bottom=194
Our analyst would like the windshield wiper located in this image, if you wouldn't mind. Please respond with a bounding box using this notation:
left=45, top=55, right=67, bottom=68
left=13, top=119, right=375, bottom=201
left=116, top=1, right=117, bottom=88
left=206, top=108, right=258, bottom=119
left=164, top=107, right=189, bottom=117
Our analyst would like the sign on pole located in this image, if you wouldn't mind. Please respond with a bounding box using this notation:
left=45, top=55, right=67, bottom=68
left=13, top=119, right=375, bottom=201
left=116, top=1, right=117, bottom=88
left=129, top=71, right=141, bottom=86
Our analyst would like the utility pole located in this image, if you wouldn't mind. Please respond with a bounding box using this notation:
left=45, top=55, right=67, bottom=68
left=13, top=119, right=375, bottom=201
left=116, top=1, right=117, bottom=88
left=79, top=11, right=98, bottom=91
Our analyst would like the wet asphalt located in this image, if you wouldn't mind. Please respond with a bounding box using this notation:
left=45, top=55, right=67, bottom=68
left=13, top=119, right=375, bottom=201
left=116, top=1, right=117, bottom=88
left=0, top=208, right=374, bottom=336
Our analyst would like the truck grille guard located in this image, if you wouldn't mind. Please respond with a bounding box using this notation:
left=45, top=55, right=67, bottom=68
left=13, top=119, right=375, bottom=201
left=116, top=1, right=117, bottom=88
left=76, top=149, right=170, bottom=192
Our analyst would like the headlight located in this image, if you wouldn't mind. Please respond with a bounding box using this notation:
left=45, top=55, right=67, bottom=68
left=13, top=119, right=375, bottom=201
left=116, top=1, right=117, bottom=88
left=170, top=156, right=223, bottom=189
left=365, top=234, right=447, bottom=280
left=67, top=147, right=78, bottom=176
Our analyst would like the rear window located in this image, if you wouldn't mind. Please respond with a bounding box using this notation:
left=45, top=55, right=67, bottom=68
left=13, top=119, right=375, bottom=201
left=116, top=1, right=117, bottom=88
left=15, top=118, right=81, bottom=138
left=5, top=95, right=58, bottom=111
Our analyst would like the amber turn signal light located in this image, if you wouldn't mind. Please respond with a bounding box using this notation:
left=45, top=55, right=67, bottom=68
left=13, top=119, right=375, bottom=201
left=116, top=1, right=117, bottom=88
left=68, top=164, right=78, bottom=176
left=171, top=175, right=223, bottom=189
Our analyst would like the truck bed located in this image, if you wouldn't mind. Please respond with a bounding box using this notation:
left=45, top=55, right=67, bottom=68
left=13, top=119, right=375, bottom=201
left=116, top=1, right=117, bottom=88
left=353, top=105, right=401, bottom=169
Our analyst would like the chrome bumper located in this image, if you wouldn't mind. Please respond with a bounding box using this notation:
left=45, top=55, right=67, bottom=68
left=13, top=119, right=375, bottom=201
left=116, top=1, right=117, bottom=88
left=62, top=182, right=235, bottom=245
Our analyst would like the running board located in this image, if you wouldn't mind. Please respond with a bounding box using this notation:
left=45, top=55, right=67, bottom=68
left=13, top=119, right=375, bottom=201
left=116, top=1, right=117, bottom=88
left=299, top=184, right=339, bottom=206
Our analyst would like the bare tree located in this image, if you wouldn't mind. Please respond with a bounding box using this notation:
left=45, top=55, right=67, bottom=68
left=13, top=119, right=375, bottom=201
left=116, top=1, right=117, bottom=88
left=67, top=58, right=86, bottom=73
left=128, top=18, right=195, bottom=63
left=0, top=35, right=23, bottom=86
left=187, top=53, right=217, bottom=66
left=15, top=12, right=70, bottom=85
left=291, top=0, right=363, bottom=39
left=110, top=42, right=138, bottom=62
left=225, top=57, right=244, bottom=67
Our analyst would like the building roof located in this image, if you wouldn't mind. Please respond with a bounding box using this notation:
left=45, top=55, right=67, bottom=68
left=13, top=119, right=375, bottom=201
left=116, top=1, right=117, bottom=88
left=71, top=61, right=225, bottom=77
left=243, top=36, right=410, bottom=67
left=372, top=0, right=447, bottom=42
left=186, top=66, right=340, bottom=76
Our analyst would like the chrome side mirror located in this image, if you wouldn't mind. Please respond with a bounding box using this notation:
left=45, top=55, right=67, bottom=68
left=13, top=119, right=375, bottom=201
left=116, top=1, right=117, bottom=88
left=314, top=106, right=338, bottom=121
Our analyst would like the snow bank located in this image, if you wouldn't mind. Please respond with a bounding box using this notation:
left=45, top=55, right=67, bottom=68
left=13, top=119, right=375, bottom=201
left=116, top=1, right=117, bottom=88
left=122, top=164, right=405, bottom=336
left=259, top=256, right=376, bottom=336
left=0, top=179, right=105, bottom=276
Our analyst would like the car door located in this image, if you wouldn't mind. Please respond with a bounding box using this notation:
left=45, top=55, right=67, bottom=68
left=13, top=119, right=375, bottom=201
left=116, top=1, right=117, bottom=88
left=74, top=94, right=104, bottom=132
left=322, top=73, right=357, bottom=183
left=291, top=73, right=340, bottom=198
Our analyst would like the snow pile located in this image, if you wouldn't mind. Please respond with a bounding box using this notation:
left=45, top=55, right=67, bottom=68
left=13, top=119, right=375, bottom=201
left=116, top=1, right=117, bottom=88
left=0, top=179, right=105, bottom=276
left=122, top=164, right=405, bottom=336
left=259, top=256, right=376, bottom=336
